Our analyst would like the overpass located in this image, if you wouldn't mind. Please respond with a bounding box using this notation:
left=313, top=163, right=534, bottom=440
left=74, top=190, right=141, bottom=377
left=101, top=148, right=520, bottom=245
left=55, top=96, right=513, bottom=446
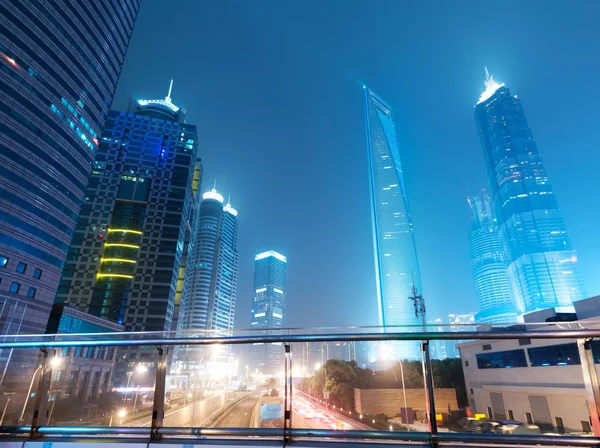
left=1, top=326, right=600, bottom=447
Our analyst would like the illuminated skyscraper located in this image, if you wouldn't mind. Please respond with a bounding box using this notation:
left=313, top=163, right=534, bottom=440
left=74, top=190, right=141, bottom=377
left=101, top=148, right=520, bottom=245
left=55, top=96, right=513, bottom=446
left=176, top=188, right=239, bottom=333
left=468, top=190, right=518, bottom=323
left=250, top=250, right=287, bottom=374
left=474, top=69, right=586, bottom=315
left=0, top=0, right=139, bottom=336
left=56, top=85, right=201, bottom=385
left=363, top=86, right=422, bottom=360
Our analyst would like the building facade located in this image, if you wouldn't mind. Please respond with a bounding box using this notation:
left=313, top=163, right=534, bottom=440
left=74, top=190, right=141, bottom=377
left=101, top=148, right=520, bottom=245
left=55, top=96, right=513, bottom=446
left=0, top=0, right=139, bottom=336
left=250, top=250, right=287, bottom=374
left=447, top=313, right=475, bottom=358
left=474, top=70, right=586, bottom=316
left=467, top=190, right=517, bottom=324
left=364, top=86, right=423, bottom=360
left=459, top=297, right=600, bottom=435
left=56, top=87, right=201, bottom=385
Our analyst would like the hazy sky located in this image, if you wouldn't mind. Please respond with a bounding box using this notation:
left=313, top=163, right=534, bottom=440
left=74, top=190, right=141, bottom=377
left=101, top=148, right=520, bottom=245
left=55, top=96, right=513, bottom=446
left=113, top=0, right=600, bottom=329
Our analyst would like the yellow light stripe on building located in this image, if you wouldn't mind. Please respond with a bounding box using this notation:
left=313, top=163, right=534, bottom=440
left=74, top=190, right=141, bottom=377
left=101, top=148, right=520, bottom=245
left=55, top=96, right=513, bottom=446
left=100, top=258, right=137, bottom=264
left=96, top=274, right=134, bottom=279
left=108, top=229, right=143, bottom=235
left=104, top=244, right=140, bottom=249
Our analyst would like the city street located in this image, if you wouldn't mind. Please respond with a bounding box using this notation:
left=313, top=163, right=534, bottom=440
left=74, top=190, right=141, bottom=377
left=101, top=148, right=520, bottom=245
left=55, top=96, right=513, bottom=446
left=212, top=390, right=263, bottom=427
left=292, top=394, right=372, bottom=430
left=131, top=391, right=248, bottom=427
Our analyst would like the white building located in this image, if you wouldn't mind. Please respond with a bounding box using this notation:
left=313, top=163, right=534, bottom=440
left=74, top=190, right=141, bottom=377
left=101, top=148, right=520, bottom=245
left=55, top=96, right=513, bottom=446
left=458, top=296, right=600, bottom=434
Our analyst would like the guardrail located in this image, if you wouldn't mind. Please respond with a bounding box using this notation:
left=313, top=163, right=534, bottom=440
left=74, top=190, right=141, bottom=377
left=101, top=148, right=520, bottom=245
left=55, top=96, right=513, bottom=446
left=0, top=327, right=599, bottom=447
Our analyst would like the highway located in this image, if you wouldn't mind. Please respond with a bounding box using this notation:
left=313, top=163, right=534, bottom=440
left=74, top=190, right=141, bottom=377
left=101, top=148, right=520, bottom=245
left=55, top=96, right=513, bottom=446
left=211, top=389, right=263, bottom=427
left=131, top=391, right=248, bottom=427
left=292, top=395, right=372, bottom=430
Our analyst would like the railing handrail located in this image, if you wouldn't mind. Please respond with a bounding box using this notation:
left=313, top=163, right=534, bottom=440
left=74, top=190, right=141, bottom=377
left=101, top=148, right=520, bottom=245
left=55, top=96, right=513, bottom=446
left=1, top=329, right=599, bottom=349
left=1, top=425, right=599, bottom=447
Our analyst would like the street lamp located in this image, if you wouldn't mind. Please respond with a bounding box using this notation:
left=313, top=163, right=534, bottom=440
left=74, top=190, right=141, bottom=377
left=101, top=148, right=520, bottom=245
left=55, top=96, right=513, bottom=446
left=381, top=346, right=410, bottom=431
left=0, top=398, right=12, bottom=426
left=118, top=408, right=127, bottom=425
left=19, top=357, right=62, bottom=423
left=123, top=364, right=148, bottom=409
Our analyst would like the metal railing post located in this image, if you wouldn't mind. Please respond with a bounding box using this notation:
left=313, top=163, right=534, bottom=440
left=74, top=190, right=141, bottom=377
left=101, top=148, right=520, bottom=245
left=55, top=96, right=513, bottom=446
left=29, top=348, right=52, bottom=438
left=422, top=341, right=437, bottom=435
left=150, top=346, right=166, bottom=441
left=577, top=338, right=600, bottom=436
left=284, top=342, right=292, bottom=445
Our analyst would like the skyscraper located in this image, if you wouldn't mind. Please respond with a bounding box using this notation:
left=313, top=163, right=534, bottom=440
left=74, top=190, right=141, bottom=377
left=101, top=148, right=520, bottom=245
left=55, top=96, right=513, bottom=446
left=56, top=85, right=201, bottom=383
left=176, top=188, right=239, bottom=334
left=363, top=86, right=422, bottom=360
left=250, top=250, right=287, bottom=374
left=447, top=312, right=475, bottom=358
left=467, top=190, right=518, bottom=323
left=474, top=70, right=586, bottom=315
left=0, top=0, right=139, bottom=336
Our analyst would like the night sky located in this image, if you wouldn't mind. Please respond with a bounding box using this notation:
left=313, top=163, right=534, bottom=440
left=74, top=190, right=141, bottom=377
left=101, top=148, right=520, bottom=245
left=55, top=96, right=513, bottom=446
left=112, top=0, right=600, bottom=329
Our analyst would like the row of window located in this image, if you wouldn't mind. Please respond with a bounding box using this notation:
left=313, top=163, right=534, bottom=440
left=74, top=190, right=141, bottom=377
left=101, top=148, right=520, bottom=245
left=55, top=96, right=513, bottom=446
left=0, top=255, right=43, bottom=278
left=1, top=278, right=36, bottom=298
left=475, top=342, right=593, bottom=369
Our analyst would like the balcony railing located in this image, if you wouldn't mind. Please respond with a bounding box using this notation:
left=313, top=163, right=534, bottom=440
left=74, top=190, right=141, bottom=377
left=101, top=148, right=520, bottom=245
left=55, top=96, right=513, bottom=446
left=0, top=325, right=599, bottom=447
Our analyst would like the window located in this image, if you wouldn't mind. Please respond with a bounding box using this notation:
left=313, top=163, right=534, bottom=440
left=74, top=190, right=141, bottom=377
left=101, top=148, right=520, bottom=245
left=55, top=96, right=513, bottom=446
left=465, top=360, right=469, bottom=367
left=528, top=343, right=580, bottom=367
left=469, top=388, right=474, bottom=394
left=476, top=349, right=527, bottom=369
left=486, top=407, right=493, bottom=419
left=10, top=282, right=20, bottom=293
left=555, top=417, right=565, bottom=434
left=526, top=412, right=533, bottom=424
left=582, top=420, right=592, bottom=433
left=519, top=338, right=531, bottom=346
left=482, top=344, right=492, bottom=351
left=508, top=410, right=514, bottom=420
left=33, top=268, right=42, bottom=279
left=16, top=262, right=27, bottom=273
left=27, top=287, right=36, bottom=298
left=0, top=255, right=7, bottom=267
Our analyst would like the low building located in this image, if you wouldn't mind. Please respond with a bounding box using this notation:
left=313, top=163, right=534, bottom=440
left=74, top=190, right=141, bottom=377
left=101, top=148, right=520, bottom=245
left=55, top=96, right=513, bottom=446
left=46, top=305, right=123, bottom=405
left=458, top=296, right=600, bottom=434
left=353, top=388, right=458, bottom=420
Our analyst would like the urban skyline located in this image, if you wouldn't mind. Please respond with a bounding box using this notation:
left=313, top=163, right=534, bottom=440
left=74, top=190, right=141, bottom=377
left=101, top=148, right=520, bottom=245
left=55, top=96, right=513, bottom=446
left=0, top=1, right=597, bottom=333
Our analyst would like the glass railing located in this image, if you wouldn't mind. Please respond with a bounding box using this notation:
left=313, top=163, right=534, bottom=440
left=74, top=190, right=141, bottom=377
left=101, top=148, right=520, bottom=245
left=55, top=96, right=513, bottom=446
left=1, top=323, right=600, bottom=447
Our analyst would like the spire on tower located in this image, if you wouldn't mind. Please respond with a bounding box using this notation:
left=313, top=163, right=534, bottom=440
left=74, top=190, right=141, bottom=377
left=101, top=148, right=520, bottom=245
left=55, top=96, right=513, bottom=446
left=477, top=67, right=504, bottom=105
left=166, top=78, right=173, bottom=100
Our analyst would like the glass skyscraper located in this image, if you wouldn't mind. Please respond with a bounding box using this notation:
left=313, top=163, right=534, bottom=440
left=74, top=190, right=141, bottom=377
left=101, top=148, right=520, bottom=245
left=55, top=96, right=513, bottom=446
left=474, top=70, right=586, bottom=315
left=0, top=0, right=139, bottom=336
left=250, top=250, right=287, bottom=374
left=56, top=86, right=201, bottom=385
left=176, top=188, right=239, bottom=334
left=468, top=190, right=518, bottom=323
left=364, top=86, right=422, bottom=360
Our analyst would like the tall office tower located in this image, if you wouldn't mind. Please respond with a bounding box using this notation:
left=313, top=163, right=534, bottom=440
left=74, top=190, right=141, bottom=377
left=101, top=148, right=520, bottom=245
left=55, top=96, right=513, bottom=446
left=177, top=188, right=239, bottom=333
left=0, top=0, right=139, bottom=336
left=427, top=318, right=448, bottom=360
left=169, top=188, right=238, bottom=388
left=363, top=86, right=423, bottom=360
left=447, top=313, right=475, bottom=358
left=474, top=69, right=586, bottom=315
left=250, top=251, right=287, bottom=374
left=467, top=190, right=518, bottom=323
left=56, top=85, right=201, bottom=384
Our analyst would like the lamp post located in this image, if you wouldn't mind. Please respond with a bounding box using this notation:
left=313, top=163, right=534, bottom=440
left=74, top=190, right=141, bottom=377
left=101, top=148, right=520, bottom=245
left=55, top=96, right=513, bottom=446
left=0, top=398, right=12, bottom=426
left=382, top=347, right=410, bottom=431
left=123, top=364, right=148, bottom=409
left=19, top=356, right=62, bottom=424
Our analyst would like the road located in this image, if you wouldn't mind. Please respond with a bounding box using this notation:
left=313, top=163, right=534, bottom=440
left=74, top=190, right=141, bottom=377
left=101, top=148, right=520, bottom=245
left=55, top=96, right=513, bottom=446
left=292, top=395, right=372, bottom=431
left=131, top=391, right=248, bottom=427
left=211, top=390, right=263, bottom=427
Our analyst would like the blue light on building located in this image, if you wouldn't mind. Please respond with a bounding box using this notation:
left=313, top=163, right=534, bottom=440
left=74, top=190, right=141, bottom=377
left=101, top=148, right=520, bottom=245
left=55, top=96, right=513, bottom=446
left=474, top=70, right=586, bottom=315
left=468, top=190, right=518, bottom=323
left=364, top=87, right=422, bottom=360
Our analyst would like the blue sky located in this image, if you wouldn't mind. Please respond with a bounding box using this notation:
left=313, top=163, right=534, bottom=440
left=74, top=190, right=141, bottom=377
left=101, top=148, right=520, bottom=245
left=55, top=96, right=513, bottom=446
left=113, top=0, right=600, bottom=328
